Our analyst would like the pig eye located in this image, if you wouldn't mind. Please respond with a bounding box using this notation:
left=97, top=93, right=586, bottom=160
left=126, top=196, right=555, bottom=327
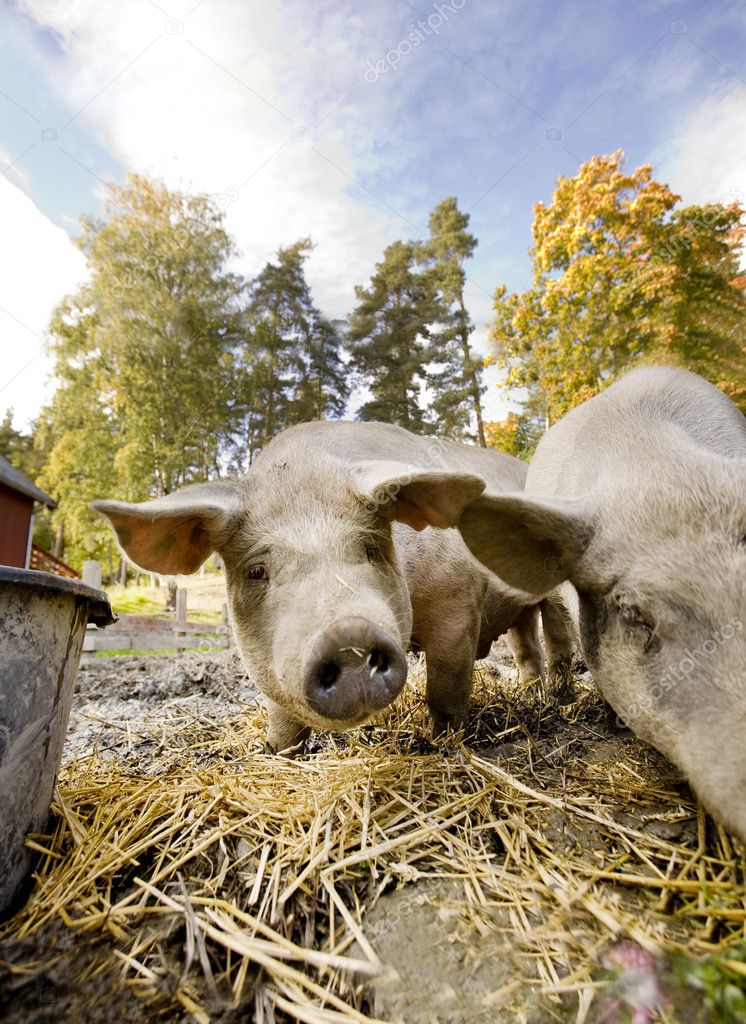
left=365, top=545, right=380, bottom=562
left=619, top=604, right=655, bottom=644
left=247, top=564, right=268, bottom=581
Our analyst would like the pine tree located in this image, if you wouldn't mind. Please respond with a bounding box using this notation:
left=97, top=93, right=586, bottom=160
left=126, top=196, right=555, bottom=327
left=0, top=409, right=41, bottom=480
left=348, top=241, right=438, bottom=432
left=238, top=239, right=348, bottom=463
left=292, top=315, right=348, bottom=423
left=419, top=197, right=486, bottom=444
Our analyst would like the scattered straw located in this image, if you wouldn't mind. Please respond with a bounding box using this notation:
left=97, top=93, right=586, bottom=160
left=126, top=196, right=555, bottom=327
left=1, top=657, right=744, bottom=1021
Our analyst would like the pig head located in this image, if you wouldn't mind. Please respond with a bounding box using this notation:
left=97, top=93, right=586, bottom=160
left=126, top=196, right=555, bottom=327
left=458, top=366, right=746, bottom=842
left=93, top=425, right=486, bottom=749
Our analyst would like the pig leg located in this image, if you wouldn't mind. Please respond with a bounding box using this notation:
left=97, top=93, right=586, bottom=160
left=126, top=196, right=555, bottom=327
left=539, top=590, right=577, bottom=703
left=425, top=648, right=477, bottom=735
left=266, top=698, right=310, bottom=754
left=420, top=615, right=479, bottom=735
left=505, top=605, right=546, bottom=688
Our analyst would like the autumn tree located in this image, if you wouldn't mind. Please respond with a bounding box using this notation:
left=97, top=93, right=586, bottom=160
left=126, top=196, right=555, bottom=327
left=418, top=197, right=486, bottom=443
left=484, top=409, right=543, bottom=459
left=348, top=241, right=440, bottom=431
left=491, top=151, right=746, bottom=421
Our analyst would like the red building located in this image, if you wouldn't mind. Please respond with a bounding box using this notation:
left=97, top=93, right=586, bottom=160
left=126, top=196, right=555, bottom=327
left=0, top=455, right=56, bottom=569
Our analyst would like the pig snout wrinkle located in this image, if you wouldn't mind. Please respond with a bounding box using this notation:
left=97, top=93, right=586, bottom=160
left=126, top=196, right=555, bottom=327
left=304, top=616, right=407, bottom=720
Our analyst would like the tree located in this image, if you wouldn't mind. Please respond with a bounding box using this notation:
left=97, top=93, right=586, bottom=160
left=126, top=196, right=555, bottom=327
left=33, top=175, right=244, bottom=567
left=418, top=197, right=486, bottom=443
left=0, top=409, right=41, bottom=480
left=238, top=239, right=348, bottom=464
left=484, top=410, right=543, bottom=459
left=35, top=295, right=120, bottom=570
left=292, top=315, right=349, bottom=423
left=77, top=173, right=243, bottom=496
left=348, top=241, right=439, bottom=432
left=491, top=151, right=746, bottom=421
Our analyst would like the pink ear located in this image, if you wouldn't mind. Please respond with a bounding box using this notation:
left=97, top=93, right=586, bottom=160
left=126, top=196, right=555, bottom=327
left=92, top=481, right=240, bottom=575
left=458, top=492, right=592, bottom=595
left=101, top=507, right=214, bottom=574
left=390, top=502, right=432, bottom=531
left=358, top=464, right=486, bottom=530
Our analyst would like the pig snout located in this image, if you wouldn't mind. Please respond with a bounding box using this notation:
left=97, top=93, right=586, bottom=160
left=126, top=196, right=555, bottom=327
left=303, top=616, right=407, bottom=721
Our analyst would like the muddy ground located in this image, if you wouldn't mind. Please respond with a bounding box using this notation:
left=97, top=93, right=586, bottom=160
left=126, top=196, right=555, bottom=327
left=0, top=646, right=742, bottom=1023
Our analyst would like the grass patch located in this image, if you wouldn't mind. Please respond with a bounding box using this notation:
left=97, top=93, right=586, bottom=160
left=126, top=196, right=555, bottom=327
left=107, top=590, right=222, bottom=624
left=95, top=645, right=220, bottom=658
left=108, top=592, right=166, bottom=617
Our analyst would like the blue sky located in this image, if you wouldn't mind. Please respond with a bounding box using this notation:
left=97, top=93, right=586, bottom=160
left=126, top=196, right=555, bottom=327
left=1, top=0, right=745, bottom=428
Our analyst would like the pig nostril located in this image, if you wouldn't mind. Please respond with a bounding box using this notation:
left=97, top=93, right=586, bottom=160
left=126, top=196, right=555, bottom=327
left=318, top=661, right=341, bottom=690
left=368, top=647, right=390, bottom=675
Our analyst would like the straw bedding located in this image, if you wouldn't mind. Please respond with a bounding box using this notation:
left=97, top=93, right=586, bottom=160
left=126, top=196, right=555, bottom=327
left=0, top=649, right=744, bottom=1023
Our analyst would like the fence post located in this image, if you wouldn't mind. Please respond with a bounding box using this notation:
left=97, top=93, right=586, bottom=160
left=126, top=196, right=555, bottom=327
left=175, top=588, right=187, bottom=626
left=82, top=560, right=102, bottom=589
left=221, top=603, right=232, bottom=648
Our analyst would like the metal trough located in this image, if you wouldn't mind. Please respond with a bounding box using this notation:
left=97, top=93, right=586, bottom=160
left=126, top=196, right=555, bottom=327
left=0, top=567, right=114, bottom=917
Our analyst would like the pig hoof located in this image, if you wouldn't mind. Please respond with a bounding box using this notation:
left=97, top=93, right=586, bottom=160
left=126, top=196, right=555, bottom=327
left=428, top=711, right=465, bottom=739
left=548, top=662, right=578, bottom=704
left=265, top=725, right=311, bottom=757
left=555, top=680, right=577, bottom=705
left=265, top=737, right=307, bottom=758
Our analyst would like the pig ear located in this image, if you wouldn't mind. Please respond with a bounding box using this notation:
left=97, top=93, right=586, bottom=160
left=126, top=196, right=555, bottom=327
left=356, top=462, right=486, bottom=530
left=91, top=481, right=241, bottom=575
left=458, top=492, right=592, bottom=595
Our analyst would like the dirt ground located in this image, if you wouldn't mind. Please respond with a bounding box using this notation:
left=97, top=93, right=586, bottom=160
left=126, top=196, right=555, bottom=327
left=1, top=645, right=744, bottom=1024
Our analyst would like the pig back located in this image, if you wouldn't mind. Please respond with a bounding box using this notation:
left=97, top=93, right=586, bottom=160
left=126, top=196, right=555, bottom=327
left=527, top=366, right=746, bottom=498
left=256, top=420, right=528, bottom=494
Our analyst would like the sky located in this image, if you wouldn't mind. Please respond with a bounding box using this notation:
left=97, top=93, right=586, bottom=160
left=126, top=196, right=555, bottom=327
left=1, top=0, right=745, bottom=430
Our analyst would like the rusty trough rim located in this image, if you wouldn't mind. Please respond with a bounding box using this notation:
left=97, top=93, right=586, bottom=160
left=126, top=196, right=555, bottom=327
left=0, top=566, right=115, bottom=627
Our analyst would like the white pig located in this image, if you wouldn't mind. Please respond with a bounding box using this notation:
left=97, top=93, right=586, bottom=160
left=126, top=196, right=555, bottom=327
left=457, top=366, right=746, bottom=841
left=93, top=421, right=575, bottom=751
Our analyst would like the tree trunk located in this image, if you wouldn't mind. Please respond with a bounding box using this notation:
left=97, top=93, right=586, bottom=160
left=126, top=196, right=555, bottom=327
left=118, top=555, right=128, bottom=588
left=458, top=296, right=486, bottom=447
left=164, top=578, right=177, bottom=612
left=52, top=523, right=64, bottom=559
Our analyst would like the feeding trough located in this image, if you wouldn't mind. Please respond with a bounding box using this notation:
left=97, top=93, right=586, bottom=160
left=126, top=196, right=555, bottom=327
left=0, top=567, right=114, bottom=917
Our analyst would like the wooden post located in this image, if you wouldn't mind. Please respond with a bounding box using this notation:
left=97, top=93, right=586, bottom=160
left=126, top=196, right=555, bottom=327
left=82, top=560, right=102, bottom=589
left=221, top=603, right=231, bottom=648
left=175, top=587, right=187, bottom=626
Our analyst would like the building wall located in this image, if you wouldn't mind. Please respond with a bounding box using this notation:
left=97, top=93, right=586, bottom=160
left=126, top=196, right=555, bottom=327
left=0, top=482, right=34, bottom=568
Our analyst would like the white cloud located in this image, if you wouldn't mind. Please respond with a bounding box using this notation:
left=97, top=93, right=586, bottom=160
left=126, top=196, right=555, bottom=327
left=17, top=0, right=418, bottom=316
left=0, top=176, right=86, bottom=430
left=657, top=79, right=746, bottom=209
